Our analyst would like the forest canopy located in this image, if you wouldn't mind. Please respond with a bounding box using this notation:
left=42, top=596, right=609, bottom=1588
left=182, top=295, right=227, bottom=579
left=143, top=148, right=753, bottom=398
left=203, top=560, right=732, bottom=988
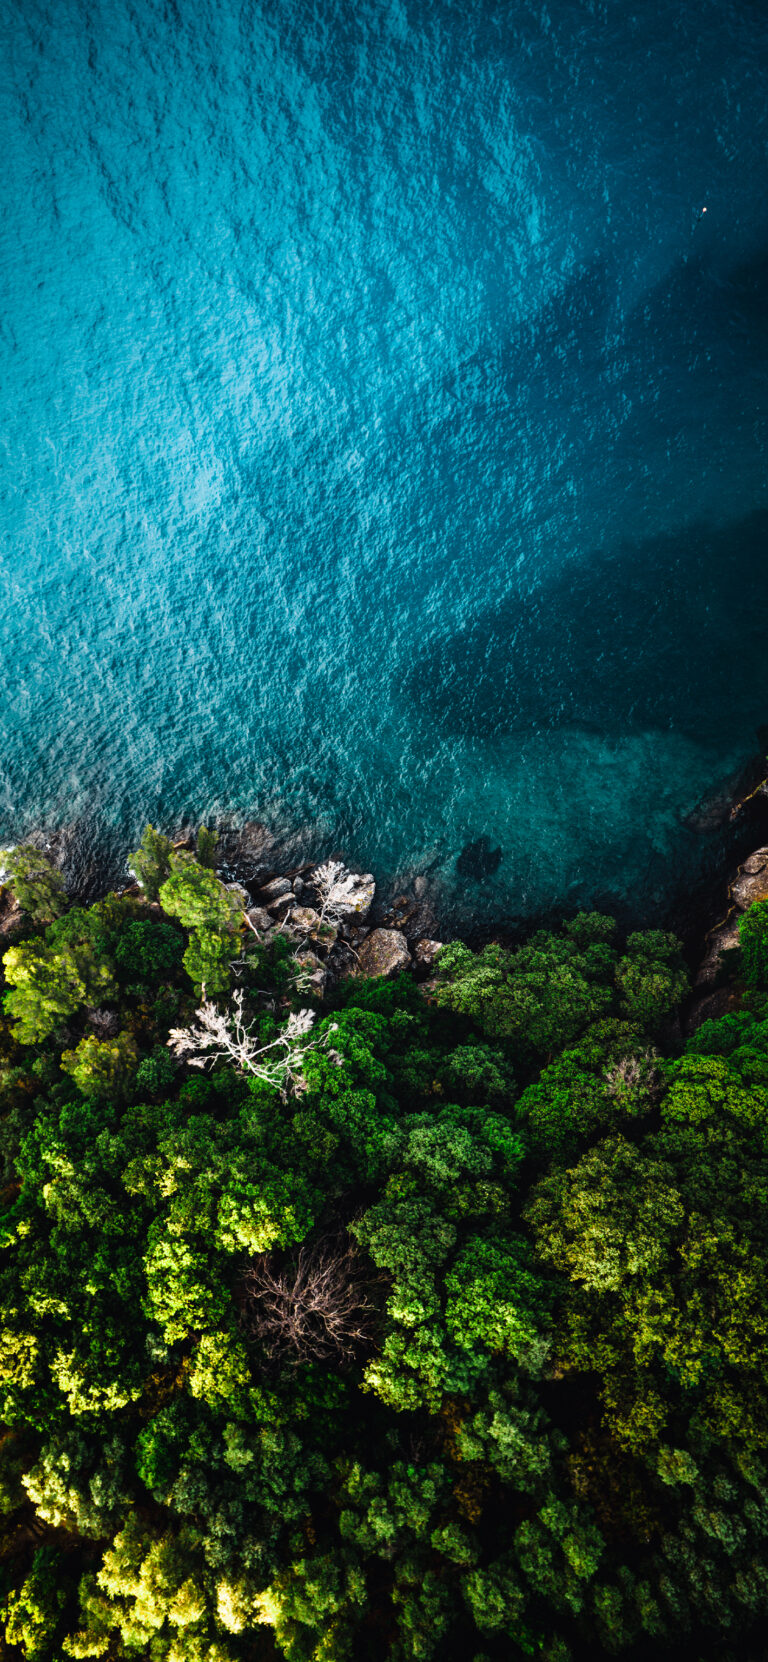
left=0, top=832, right=767, bottom=1661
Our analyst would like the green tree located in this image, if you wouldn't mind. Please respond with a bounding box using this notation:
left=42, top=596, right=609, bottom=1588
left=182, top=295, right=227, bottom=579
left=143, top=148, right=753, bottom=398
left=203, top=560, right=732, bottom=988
left=114, top=919, right=183, bottom=987
left=3, top=939, right=89, bottom=1043
left=159, top=854, right=243, bottom=999
left=128, top=824, right=175, bottom=902
left=435, top=916, right=616, bottom=1057
left=739, top=900, right=768, bottom=989
left=2, top=1546, right=66, bottom=1660
left=615, top=930, right=688, bottom=1027
left=61, top=1031, right=138, bottom=1100
left=444, top=1233, right=548, bottom=1360
left=0, top=844, right=67, bottom=923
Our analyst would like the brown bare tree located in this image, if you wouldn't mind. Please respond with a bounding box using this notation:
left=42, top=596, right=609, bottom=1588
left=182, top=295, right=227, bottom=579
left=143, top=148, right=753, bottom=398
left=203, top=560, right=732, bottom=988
left=242, top=1236, right=384, bottom=1368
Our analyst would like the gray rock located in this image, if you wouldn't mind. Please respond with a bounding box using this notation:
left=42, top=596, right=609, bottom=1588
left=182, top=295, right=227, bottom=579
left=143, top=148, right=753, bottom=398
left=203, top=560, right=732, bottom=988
left=696, top=915, right=741, bottom=986
left=0, top=887, right=23, bottom=940
left=266, top=892, right=295, bottom=919
left=309, top=866, right=376, bottom=921
left=357, top=928, right=411, bottom=979
left=731, top=847, right=768, bottom=911
left=291, top=905, right=320, bottom=932
left=413, top=938, right=444, bottom=968
left=255, top=876, right=293, bottom=904
left=246, top=906, right=273, bottom=932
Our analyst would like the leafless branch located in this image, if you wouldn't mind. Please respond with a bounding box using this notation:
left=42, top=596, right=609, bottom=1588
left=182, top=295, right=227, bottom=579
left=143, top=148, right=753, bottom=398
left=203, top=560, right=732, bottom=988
left=242, top=1236, right=383, bottom=1367
left=604, top=1049, right=662, bottom=1105
left=313, top=861, right=363, bottom=925
left=168, top=992, right=319, bottom=1095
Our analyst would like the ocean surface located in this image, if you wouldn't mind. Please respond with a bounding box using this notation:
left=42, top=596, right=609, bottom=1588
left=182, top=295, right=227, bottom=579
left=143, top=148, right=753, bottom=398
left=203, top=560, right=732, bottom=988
left=1, top=0, right=768, bottom=926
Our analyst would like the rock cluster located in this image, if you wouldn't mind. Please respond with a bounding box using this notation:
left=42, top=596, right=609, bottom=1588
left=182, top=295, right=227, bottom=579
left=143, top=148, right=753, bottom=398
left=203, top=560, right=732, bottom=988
left=696, top=845, right=768, bottom=989
left=245, top=861, right=443, bottom=991
left=0, top=820, right=445, bottom=994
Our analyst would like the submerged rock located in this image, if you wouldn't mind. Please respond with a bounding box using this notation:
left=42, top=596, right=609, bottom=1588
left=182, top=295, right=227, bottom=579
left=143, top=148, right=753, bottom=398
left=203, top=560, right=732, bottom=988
left=217, top=821, right=277, bottom=886
left=456, top=836, right=503, bottom=882
left=357, top=929, right=411, bottom=979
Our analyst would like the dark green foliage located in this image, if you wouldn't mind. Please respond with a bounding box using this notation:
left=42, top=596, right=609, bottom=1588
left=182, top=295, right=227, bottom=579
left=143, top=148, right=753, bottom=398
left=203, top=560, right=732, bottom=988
left=518, top=1020, right=656, bottom=1162
left=133, top=1046, right=177, bottom=1098
left=434, top=917, right=617, bottom=1057
left=686, top=1010, right=760, bottom=1055
left=114, top=918, right=184, bottom=987
left=740, top=900, right=768, bottom=988
left=615, top=929, right=689, bottom=1027
left=0, top=834, right=765, bottom=1662
left=1, top=1545, right=66, bottom=1659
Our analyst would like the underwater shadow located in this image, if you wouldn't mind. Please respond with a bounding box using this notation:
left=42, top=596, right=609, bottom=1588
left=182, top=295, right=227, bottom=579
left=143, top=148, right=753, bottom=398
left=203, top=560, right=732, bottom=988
left=406, top=508, right=768, bottom=744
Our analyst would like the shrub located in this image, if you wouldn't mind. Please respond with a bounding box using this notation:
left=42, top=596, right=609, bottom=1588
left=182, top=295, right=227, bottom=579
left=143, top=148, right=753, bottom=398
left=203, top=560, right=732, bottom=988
left=739, top=900, right=768, bottom=989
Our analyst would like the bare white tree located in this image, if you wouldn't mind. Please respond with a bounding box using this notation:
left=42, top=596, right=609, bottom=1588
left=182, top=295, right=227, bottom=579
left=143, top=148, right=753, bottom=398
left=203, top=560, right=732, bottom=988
left=312, top=860, right=363, bottom=925
left=604, top=1049, right=662, bottom=1104
left=168, top=992, right=319, bottom=1095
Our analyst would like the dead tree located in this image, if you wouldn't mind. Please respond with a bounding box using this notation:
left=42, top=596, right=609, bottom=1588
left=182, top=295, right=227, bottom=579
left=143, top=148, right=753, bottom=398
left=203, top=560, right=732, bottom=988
left=241, top=1236, right=383, bottom=1369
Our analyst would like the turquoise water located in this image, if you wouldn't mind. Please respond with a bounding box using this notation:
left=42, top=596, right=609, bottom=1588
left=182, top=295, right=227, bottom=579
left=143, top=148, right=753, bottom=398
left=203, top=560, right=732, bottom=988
left=1, top=0, right=767, bottom=922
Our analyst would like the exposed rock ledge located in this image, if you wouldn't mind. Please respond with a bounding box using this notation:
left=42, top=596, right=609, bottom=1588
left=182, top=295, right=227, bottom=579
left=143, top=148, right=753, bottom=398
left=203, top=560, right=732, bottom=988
left=696, top=845, right=768, bottom=989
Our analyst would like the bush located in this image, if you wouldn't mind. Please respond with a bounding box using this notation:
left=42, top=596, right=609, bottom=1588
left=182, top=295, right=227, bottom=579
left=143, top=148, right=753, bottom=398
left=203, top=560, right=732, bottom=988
left=0, top=845, right=67, bottom=924
left=739, top=900, right=768, bottom=989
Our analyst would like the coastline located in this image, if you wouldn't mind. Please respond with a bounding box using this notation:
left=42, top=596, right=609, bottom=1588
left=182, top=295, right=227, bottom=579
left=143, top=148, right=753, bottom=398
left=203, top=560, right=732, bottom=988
left=4, top=743, right=767, bottom=976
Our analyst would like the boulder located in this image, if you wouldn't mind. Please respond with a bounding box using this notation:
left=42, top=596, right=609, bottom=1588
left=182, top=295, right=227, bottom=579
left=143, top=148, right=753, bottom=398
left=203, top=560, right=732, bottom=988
left=0, top=887, right=23, bottom=940
left=413, top=938, right=444, bottom=969
left=308, top=867, right=376, bottom=921
left=266, top=893, right=294, bottom=920
left=356, top=929, right=411, bottom=979
left=291, top=906, right=320, bottom=933
left=246, top=906, right=273, bottom=932
left=696, top=915, right=741, bottom=986
left=731, top=847, right=768, bottom=911
left=254, top=876, right=293, bottom=904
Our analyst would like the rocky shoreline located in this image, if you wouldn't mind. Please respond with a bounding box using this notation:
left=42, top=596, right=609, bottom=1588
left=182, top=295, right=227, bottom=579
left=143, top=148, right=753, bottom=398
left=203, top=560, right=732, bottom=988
left=3, top=744, right=768, bottom=997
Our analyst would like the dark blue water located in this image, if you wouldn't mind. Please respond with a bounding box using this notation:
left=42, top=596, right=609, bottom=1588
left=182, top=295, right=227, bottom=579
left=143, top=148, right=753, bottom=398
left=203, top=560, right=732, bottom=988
left=1, top=0, right=767, bottom=921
